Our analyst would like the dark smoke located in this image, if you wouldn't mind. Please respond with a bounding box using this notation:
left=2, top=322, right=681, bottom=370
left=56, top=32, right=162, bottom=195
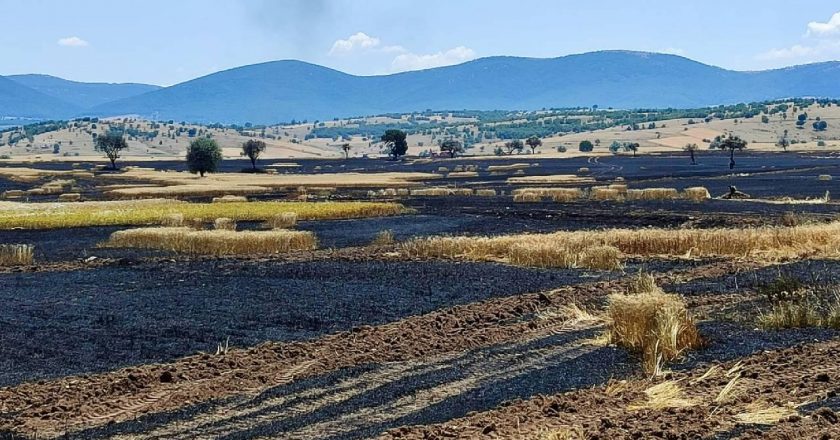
left=246, top=0, right=334, bottom=54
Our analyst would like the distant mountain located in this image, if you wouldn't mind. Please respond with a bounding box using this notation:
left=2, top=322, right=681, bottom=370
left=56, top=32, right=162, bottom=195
left=0, top=76, right=81, bottom=119
left=6, top=51, right=840, bottom=124
left=6, top=74, right=161, bottom=109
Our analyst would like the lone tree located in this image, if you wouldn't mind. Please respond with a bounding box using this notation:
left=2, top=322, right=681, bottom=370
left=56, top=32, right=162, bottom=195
left=711, top=134, right=747, bottom=170
left=440, top=139, right=464, bottom=158
left=241, top=139, right=266, bottom=170
left=684, top=143, right=699, bottom=165
left=777, top=129, right=790, bottom=152
left=341, top=143, right=351, bottom=159
left=381, top=129, right=408, bottom=159
left=504, top=139, right=524, bottom=155
left=525, top=136, right=542, bottom=154
left=94, top=129, right=129, bottom=170
left=624, top=142, right=640, bottom=157
left=578, top=140, right=594, bottom=152
left=187, top=138, right=222, bottom=177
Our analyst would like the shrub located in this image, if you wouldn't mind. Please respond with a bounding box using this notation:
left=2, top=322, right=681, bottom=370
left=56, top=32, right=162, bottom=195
left=0, top=244, right=34, bottom=266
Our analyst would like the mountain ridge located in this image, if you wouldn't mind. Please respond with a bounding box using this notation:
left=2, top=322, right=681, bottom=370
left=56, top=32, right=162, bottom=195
left=3, top=51, right=840, bottom=124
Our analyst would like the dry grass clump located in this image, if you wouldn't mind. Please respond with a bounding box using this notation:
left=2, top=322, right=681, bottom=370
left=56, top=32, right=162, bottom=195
left=57, top=193, right=81, bottom=202
left=486, top=163, right=530, bottom=172
left=819, top=174, right=833, bottom=181
left=757, top=285, right=840, bottom=330
left=212, top=195, right=248, bottom=203
left=0, top=201, right=407, bottom=230
left=475, top=189, right=497, bottom=197
left=626, top=188, right=680, bottom=201
left=2, top=190, right=25, bottom=199
left=446, top=171, right=479, bottom=178
left=683, top=187, right=711, bottom=201
left=629, top=381, right=698, bottom=410
left=104, top=227, right=316, bottom=255
left=371, top=229, right=395, bottom=246
left=591, top=187, right=624, bottom=201
left=512, top=187, right=584, bottom=202
left=264, top=212, right=298, bottom=229
left=608, top=277, right=702, bottom=374
left=734, top=402, right=798, bottom=425
left=578, top=167, right=590, bottom=173
left=410, top=187, right=473, bottom=196
left=0, top=244, right=34, bottom=266
left=161, top=213, right=185, bottom=227
left=513, top=192, right=542, bottom=203
left=213, top=218, right=237, bottom=230
left=437, top=167, right=450, bottom=173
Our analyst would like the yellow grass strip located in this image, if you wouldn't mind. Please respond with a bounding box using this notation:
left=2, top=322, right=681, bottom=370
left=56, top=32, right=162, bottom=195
left=507, top=175, right=595, bottom=185
left=401, top=221, right=840, bottom=265
left=683, top=187, right=711, bottom=201
left=512, top=187, right=583, bottom=202
left=486, top=163, right=531, bottom=172
left=626, top=188, right=680, bottom=201
left=409, top=187, right=473, bottom=196
left=0, top=201, right=408, bottom=230
left=104, top=227, right=316, bottom=255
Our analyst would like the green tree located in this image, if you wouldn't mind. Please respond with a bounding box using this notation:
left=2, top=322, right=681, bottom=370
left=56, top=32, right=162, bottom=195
left=813, top=120, right=828, bottom=131
left=525, top=136, right=542, bottom=154
left=777, top=129, right=790, bottom=152
left=341, top=143, right=351, bottom=159
left=578, top=140, right=594, bottom=152
left=381, top=129, right=408, bottom=159
left=187, top=138, right=222, bottom=177
left=711, top=134, right=747, bottom=170
left=241, top=139, right=266, bottom=170
left=504, top=139, right=524, bottom=155
left=94, top=129, right=129, bottom=170
left=440, top=139, right=464, bottom=158
left=624, top=142, right=640, bottom=157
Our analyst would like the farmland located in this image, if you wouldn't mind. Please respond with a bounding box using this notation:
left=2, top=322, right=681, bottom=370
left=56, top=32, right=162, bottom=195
left=0, top=147, right=839, bottom=440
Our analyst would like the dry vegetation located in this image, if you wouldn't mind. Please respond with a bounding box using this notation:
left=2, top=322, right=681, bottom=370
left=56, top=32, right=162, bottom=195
left=0, top=244, right=34, bottom=266
left=0, top=200, right=408, bottom=229
left=104, top=227, right=316, bottom=255
left=608, top=273, right=702, bottom=375
left=400, top=221, right=840, bottom=269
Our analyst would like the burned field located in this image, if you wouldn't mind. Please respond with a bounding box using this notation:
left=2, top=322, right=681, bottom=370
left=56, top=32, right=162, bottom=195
left=1, top=152, right=840, bottom=439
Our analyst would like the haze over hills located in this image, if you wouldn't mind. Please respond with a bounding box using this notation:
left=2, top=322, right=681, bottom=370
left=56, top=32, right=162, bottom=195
left=3, top=51, right=840, bottom=124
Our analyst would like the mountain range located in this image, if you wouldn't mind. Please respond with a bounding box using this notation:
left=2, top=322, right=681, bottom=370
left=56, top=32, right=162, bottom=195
left=2, top=51, right=840, bottom=125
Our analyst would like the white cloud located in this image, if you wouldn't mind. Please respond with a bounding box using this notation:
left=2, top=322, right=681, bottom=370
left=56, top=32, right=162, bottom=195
left=57, top=36, right=89, bottom=47
left=328, top=32, right=380, bottom=55
left=807, top=11, right=840, bottom=36
left=391, top=46, right=477, bottom=72
left=757, top=44, right=819, bottom=61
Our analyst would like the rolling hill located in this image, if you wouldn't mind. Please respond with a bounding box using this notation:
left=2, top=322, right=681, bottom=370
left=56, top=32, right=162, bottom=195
left=7, top=74, right=161, bottom=109
left=5, top=51, right=840, bottom=124
left=0, top=76, right=81, bottom=119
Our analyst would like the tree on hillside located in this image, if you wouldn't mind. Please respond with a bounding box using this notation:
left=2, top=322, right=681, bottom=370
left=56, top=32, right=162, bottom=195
left=94, top=129, right=129, bottom=170
left=683, top=143, right=699, bottom=165
left=711, top=134, right=747, bottom=170
left=440, top=139, right=464, bottom=158
left=504, top=139, right=524, bottom=155
left=624, top=142, right=640, bottom=157
left=187, top=138, right=222, bottom=177
left=241, top=139, right=266, bottom=170
left=813, top=120, right=828, bottom=131
left=578, top=140, right=594, bottom=152
left=381, top=129, right=408, bottom=159
left=525, top=136, right=542, bottom=154
left=341, top=143, right=351, bottom=159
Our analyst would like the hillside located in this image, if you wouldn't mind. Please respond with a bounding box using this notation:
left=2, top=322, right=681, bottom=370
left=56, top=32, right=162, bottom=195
left=93, top=51, right=840, bottom=124
left=7, top=74, right=161, bottom=109
left=0, top=76, right=80, bottom=119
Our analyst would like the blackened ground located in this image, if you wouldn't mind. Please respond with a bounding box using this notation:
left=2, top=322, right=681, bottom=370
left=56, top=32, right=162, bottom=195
left=0, top=259, right=605, bottom=386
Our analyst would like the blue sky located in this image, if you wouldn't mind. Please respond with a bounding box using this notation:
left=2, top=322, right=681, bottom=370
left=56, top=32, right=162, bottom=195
left=1, top=0, right=839, bottom=86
